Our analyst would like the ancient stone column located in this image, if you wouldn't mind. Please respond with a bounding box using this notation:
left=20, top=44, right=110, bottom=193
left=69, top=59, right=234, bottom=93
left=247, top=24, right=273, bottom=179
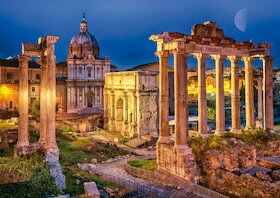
left=257, top=76, right=263, bottom=120
left=39, top=57, right=47, bottom=146
left=156, top=51, right=170, bottom=144
left=103, top=89, right=108, bottom=129
left=212, top=55, right=225, bottom=135
left=45, top=36, right=59, bottom=151
left=109, top=91, right=116, bottom=131
left=174, top=50, right=188, bottom=147
left=228, top=56, right=241, bottom=133
left=194, top=53, right=207, bottom=135
left=243, top=57, right=255, bottom=129
left=261, top=56, right=274, bottom=130
left=17, top=55, right=30, bottom=148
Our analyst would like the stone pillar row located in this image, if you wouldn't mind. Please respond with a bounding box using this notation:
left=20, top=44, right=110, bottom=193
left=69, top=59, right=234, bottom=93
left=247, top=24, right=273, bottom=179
left=17, top=36, right=59, bottom=154
left=156, top=49, right=274, bottom=141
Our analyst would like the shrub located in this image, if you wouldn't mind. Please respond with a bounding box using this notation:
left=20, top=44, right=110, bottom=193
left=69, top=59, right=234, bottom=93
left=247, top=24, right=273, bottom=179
left=0, top=156, right=61, bottom=197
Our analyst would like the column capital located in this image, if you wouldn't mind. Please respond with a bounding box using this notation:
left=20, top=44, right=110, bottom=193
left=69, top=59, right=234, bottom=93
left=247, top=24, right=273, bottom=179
left=211, top=54, right=225, bottom=61
left=155, top=50, right=169, bottom=58
left=241, top=56, right=254, bottom=63
left=18, top=55, right=29, bottom=65
left=193, top=53, right=207, bottom=60
left=227, top=56, right=239, bottom=64
left=172, top=48, right=186, bottom=56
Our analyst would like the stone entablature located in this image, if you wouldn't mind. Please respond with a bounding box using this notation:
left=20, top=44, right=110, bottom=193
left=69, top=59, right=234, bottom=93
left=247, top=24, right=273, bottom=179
left=104, top=71, right=159, bottom=138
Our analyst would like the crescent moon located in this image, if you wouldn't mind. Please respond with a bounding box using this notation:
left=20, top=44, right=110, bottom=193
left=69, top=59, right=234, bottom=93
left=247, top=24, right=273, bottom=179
left=234, top=8, right=247, bottom=32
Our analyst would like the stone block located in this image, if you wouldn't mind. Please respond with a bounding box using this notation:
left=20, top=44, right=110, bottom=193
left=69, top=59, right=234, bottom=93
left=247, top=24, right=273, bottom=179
left=84, top=182, right=100, bottom=198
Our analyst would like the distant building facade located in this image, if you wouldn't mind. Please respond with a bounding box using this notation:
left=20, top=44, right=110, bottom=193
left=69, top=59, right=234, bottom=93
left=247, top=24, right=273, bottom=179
left=0, top=58, right=41, bottom=112
left=66, top=16, right=113, bottom=114
left=104, top=71, right=159, bottom=138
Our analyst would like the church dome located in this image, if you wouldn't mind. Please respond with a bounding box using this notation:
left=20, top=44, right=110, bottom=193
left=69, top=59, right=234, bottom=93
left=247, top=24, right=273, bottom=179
left=68, top=15, right=100, bottom=59
left=70, top=32, right=98, bottom=45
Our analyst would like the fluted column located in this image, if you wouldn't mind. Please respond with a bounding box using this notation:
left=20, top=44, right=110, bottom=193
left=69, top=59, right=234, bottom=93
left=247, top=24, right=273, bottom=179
left=243, top=57, right=255, bottom=129
left=39, top=57, right=47, bottom=146
left=261, top=56, right=274, bottom=130
left=228, top=56, right=241, bottom=133
left=109, top=91, right=116, bottom=131
left=174, top=50, right=188, bottom=147
left=45, top=36, right=59, bottom=151
left=212, top=55, right=225, bottom=135
left=17, top=55, right=30, bottom=148
left=194, top=53, right=207, bottom=135
left=257, top=76, right=263, bottom=120
left=157, top=51, right=170, bottom=144
left=103, top=89, right=109, bottom=129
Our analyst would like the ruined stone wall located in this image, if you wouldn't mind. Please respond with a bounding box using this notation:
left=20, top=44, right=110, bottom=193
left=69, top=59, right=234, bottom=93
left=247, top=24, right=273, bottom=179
left=203, top=144, right=256, bottom=174
left=157, top=143, right=198, bottom=183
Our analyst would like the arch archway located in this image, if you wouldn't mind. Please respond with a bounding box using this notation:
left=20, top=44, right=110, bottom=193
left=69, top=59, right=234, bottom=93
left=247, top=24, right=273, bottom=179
left=115, top=98, right=124, bottom=131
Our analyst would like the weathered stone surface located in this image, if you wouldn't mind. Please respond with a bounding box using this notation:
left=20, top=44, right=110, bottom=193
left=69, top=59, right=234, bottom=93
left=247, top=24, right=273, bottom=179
left=272, top=170, right=280, bottom=181
left=77, top=163, right=96, bottom=173
left=208, top=169, right=280, bottom=198
left=45, top=149, right=66, bottom=190
left=258, top=140, right=280, bottom=157
left=91, top=158, right=98, bottom=164
left=157, top=143, right=198, bottom=183
left=84, top=181, right=100, bottom=198
left=203, top=144, right=256, bottom=174
left=256, top=171, right=272, bottom=181
left=14, top=142, right=41, bottom=157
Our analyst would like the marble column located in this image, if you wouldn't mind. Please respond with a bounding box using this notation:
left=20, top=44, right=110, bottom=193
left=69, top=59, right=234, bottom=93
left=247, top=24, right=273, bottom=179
left=228, top=56, right=241, bottom=133
left=212, top=55, right=225, bottom=135
left=156, top=51, right=170, bottom=144
left=261, top=56, right=274, bottom=130
left=103, top=89, right=108, bottom=129
left=45, top=36, right=59, bottom=150
left=82, top=87, right=85, bottom=106
left=257, top=76, right=263, bottom=120
left=194, top=53, right=207, bottom=135
left=17, top=55, right=30, bottom=148
left=243, top=57, right=255, bottom=129
left=174, top=50, right=188, bottom=147
left=39, top=57, right=47, bottom=146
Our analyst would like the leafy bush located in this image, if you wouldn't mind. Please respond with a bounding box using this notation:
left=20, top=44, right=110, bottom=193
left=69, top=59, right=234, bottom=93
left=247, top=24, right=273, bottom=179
left=0, top=156, right=61, bottom=197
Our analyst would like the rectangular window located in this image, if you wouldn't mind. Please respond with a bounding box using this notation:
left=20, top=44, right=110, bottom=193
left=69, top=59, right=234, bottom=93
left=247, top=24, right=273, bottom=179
left=88, top=68, right=92, bottom=77
left=36, top=74, right=40, bottom=80
left=7, top=73, right=12, bottom=80
left=31, top=87, right=35, bottom=92
left=79, top=67, right=82, bottom=75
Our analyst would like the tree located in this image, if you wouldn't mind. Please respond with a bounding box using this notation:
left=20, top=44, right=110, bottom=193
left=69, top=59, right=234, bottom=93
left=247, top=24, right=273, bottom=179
left=30, top=100, right=40, bottom=121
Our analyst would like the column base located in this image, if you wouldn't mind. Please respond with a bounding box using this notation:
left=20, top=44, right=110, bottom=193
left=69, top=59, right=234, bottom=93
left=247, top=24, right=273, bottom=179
left=215, top=130, right=224, bottom=135
left=157, top=136, right=170, bottom=144
left=14, top=142, right=42, bottom=158
left=230, top=128, right=241, bottom=134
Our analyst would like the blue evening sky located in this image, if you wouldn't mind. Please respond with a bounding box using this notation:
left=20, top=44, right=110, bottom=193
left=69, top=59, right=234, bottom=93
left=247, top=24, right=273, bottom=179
left=0, top=0, right=279, bottom=70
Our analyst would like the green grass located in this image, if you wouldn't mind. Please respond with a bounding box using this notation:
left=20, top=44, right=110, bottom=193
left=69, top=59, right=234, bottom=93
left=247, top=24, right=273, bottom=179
left=127, top=159, right=157, bottom=171
left=57, top=130, right=129, bottom=195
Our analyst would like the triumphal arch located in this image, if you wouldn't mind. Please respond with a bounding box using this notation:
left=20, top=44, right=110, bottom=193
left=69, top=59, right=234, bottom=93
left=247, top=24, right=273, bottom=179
left=150, top=21, right=273, bottom=182
left=15, top=35, right=59, bottom=156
